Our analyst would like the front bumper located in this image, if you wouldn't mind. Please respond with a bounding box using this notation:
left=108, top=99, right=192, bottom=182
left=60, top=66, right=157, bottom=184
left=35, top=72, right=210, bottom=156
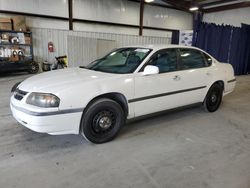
left=10, top=96, right=83, bottom=135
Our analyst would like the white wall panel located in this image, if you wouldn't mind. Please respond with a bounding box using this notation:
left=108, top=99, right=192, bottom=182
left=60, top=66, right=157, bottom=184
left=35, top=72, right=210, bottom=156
left=73, top=0, right=139, bottom=25
left=1, top=0, right=193, bottom=32
left=31, top=27, right=171, bottom=66
left=143, top=29, right=172, bottom=38
left=0, top=0, right=68, bottom=17
left=26, top=17, right=68, bottom=30
left=73, top=0, right=192, bottom=30
left=0, top=13, right=69, bottom=30
left=203, top=7, right=250, bottom=27
left=144, top=5, right=193, bottom=30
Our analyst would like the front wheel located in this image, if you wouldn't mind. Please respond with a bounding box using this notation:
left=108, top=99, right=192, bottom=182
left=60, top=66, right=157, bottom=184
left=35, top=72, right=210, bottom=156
left=80, top=98, right=125, bottom=144
left=203, top=83, right=223, bottom=112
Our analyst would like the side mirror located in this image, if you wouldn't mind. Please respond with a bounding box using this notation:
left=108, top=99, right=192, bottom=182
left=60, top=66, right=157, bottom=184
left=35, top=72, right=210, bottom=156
left=142, top=65, right=159, bottom=76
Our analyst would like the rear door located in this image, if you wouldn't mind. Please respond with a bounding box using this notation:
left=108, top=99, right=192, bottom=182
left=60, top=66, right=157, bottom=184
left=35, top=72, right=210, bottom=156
left=175, top=48, right=213, bottom=105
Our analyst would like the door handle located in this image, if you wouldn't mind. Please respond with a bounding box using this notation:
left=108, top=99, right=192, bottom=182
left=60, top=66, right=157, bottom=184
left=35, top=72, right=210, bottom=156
left=173, top=75, right=181, bottom=81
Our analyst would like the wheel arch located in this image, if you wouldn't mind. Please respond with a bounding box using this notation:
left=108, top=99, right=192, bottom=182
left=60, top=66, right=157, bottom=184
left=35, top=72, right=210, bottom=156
left=83, top=92, right=129, bottom=117
left=211, top=80, right=225, bottom=91
left=204, top=80, right=225, bottom=103
left=79, top=92, right=129, bottom=135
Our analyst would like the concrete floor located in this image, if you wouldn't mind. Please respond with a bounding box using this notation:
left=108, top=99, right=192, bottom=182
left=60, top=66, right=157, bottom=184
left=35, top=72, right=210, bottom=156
left=0, top=72, right=250, bottom=188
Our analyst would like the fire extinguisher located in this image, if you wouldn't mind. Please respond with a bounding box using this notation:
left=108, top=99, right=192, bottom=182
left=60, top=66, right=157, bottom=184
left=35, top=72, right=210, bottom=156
left=48, top=42, right=54, bottom=52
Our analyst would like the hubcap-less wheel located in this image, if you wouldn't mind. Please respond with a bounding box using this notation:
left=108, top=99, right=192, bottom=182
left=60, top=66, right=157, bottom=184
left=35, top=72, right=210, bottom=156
left=92, top=110, right=115, bottom=133
left=204, top=83, right=223, bottom=112
left=29, top=62, right=39, bottom=74
left=211, top=94, right=217, bottom=103
left=81, top=98, right=125, bottom=144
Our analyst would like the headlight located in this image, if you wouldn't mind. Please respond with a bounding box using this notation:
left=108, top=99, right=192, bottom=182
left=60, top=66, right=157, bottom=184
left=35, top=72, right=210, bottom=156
left=26, top=93, right=60, bottom=108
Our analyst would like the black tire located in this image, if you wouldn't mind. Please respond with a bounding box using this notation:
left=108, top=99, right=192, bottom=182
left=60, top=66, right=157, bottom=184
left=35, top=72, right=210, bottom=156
left=57, top=63, right=64, bottom=69
left=80, top=98, right=125, bottom=144
left=203, top=83, right=223, bottom=112
left=28, top=62, right=39, bottom=74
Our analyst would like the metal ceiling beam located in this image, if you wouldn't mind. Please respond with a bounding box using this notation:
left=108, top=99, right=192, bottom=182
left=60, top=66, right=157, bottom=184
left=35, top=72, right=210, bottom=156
left=128, top=0, right=185, bottom=11
left=0, top=10, right=68, bottom=21
left=203, top=2, right=250, bottom=13
left=200, top=0, right=238, bottom=8
left=161, top=0, right=191, bottom=12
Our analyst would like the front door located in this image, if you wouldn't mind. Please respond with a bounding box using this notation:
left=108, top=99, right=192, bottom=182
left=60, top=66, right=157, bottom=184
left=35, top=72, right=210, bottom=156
left=133, top=48, right=184, bottom=117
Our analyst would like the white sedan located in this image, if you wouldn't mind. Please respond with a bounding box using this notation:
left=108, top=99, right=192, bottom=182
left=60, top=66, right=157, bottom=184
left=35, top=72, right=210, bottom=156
left=10, top=45, right=236, bottom=143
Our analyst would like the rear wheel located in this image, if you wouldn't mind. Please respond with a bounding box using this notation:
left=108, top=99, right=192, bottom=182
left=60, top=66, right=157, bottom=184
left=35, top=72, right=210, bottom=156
left=203, top=83, right=223, bottom=112
left=80, top=98, right=125, bottom=144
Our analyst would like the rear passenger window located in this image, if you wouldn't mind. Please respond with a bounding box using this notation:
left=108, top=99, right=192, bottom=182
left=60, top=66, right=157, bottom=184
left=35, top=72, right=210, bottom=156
left=148, top=49, right=177, bottom=73
left=179, top=49, right=206, bottom=70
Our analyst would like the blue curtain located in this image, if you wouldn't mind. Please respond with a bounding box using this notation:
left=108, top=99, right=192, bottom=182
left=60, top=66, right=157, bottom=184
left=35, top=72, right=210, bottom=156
left=229, top=27, right=243, bottom=74
left=192, top=11, right=203, bottom=46
left=193, top=22, right=250, bottom=75
left=241, top=24, right=250, bottom=74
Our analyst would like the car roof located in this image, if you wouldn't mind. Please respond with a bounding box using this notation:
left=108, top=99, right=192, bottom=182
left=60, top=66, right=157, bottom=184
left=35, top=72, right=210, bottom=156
left=121, top=44, right=201, bottom=51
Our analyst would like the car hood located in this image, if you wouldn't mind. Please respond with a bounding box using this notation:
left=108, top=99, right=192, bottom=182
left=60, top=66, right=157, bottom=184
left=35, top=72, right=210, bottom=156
left=18, top=68, right=120, bottom=93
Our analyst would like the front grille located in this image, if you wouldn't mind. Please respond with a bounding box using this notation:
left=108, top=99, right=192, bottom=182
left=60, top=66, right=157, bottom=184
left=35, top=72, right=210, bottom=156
left=14, top=89, right=28, bottom=101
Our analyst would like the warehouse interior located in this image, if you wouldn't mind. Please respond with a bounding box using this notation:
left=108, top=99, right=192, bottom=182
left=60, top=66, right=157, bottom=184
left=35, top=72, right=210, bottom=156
left=0, top=0, right=250, bottom=188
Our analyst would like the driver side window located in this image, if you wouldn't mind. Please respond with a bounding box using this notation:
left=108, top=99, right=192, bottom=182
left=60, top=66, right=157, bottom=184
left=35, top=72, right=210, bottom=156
left=148, top=49, right=177, bottom=73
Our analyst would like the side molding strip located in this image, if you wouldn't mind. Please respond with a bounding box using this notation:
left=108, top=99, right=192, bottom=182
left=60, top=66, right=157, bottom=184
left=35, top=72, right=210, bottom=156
left=227, top=78, right=236, bottom=83
left=11, top=103, right=84, bottom=116
left=128, top=86, right=207, bottom=103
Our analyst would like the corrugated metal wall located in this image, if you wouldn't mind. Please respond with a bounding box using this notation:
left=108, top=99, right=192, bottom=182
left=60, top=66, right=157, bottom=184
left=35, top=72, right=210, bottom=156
left=203, top=7, right=250, bottom=27
left=67, top=37, right=117, bottom=67
left=31, top=27, right=171, bottom=66
left=67, top=36, right=97, bottom=67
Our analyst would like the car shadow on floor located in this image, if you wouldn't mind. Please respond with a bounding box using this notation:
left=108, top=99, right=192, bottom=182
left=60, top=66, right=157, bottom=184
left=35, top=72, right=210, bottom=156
left=6, top=124, right=87, bottom=156
left=0, top=72, right=30, bottom=78
left=120, top=104, right=206, bottom=139
left=9, top=105, right=206, bottom=155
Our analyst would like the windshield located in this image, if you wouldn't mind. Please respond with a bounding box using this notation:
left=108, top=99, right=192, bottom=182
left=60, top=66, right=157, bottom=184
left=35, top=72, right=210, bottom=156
left=86, top=48, right=152, bottom=74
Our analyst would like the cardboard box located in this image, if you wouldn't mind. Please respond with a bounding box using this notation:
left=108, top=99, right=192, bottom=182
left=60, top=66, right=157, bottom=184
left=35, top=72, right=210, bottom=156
left=12, top=16, right=26, bottom=31
left=1, top=33, right=10, bottom=43
left=9, top=55, right=19, bottom=62
left=0, top=18, right=12, bottom=30
left=24, top=36, right=31, bottom=44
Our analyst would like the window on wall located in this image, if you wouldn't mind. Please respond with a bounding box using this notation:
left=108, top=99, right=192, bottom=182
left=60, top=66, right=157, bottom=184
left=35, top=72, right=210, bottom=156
left=148, top=49, right=177, bottom=73
left=179, top=49, right=206, bottom=70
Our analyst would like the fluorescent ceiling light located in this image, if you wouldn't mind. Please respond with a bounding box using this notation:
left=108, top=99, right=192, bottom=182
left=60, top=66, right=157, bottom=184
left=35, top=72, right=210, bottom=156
left=189, top=6, right=199, bottom=11
left=145, top=0, right=154, bottom=3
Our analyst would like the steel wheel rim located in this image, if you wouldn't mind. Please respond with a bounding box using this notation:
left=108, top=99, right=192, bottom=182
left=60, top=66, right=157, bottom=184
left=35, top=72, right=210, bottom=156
left=208, top=89, right=220, bottom=107
left=92, top=110, right=116, bottom=135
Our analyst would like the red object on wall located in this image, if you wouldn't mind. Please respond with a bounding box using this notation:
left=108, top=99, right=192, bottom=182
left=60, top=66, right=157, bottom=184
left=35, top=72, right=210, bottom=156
left=48, top=42, right=54, bottom=52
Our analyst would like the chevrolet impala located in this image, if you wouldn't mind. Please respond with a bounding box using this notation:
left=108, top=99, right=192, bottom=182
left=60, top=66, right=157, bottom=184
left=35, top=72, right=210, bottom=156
left=10, top=45, right=236, bottom=143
